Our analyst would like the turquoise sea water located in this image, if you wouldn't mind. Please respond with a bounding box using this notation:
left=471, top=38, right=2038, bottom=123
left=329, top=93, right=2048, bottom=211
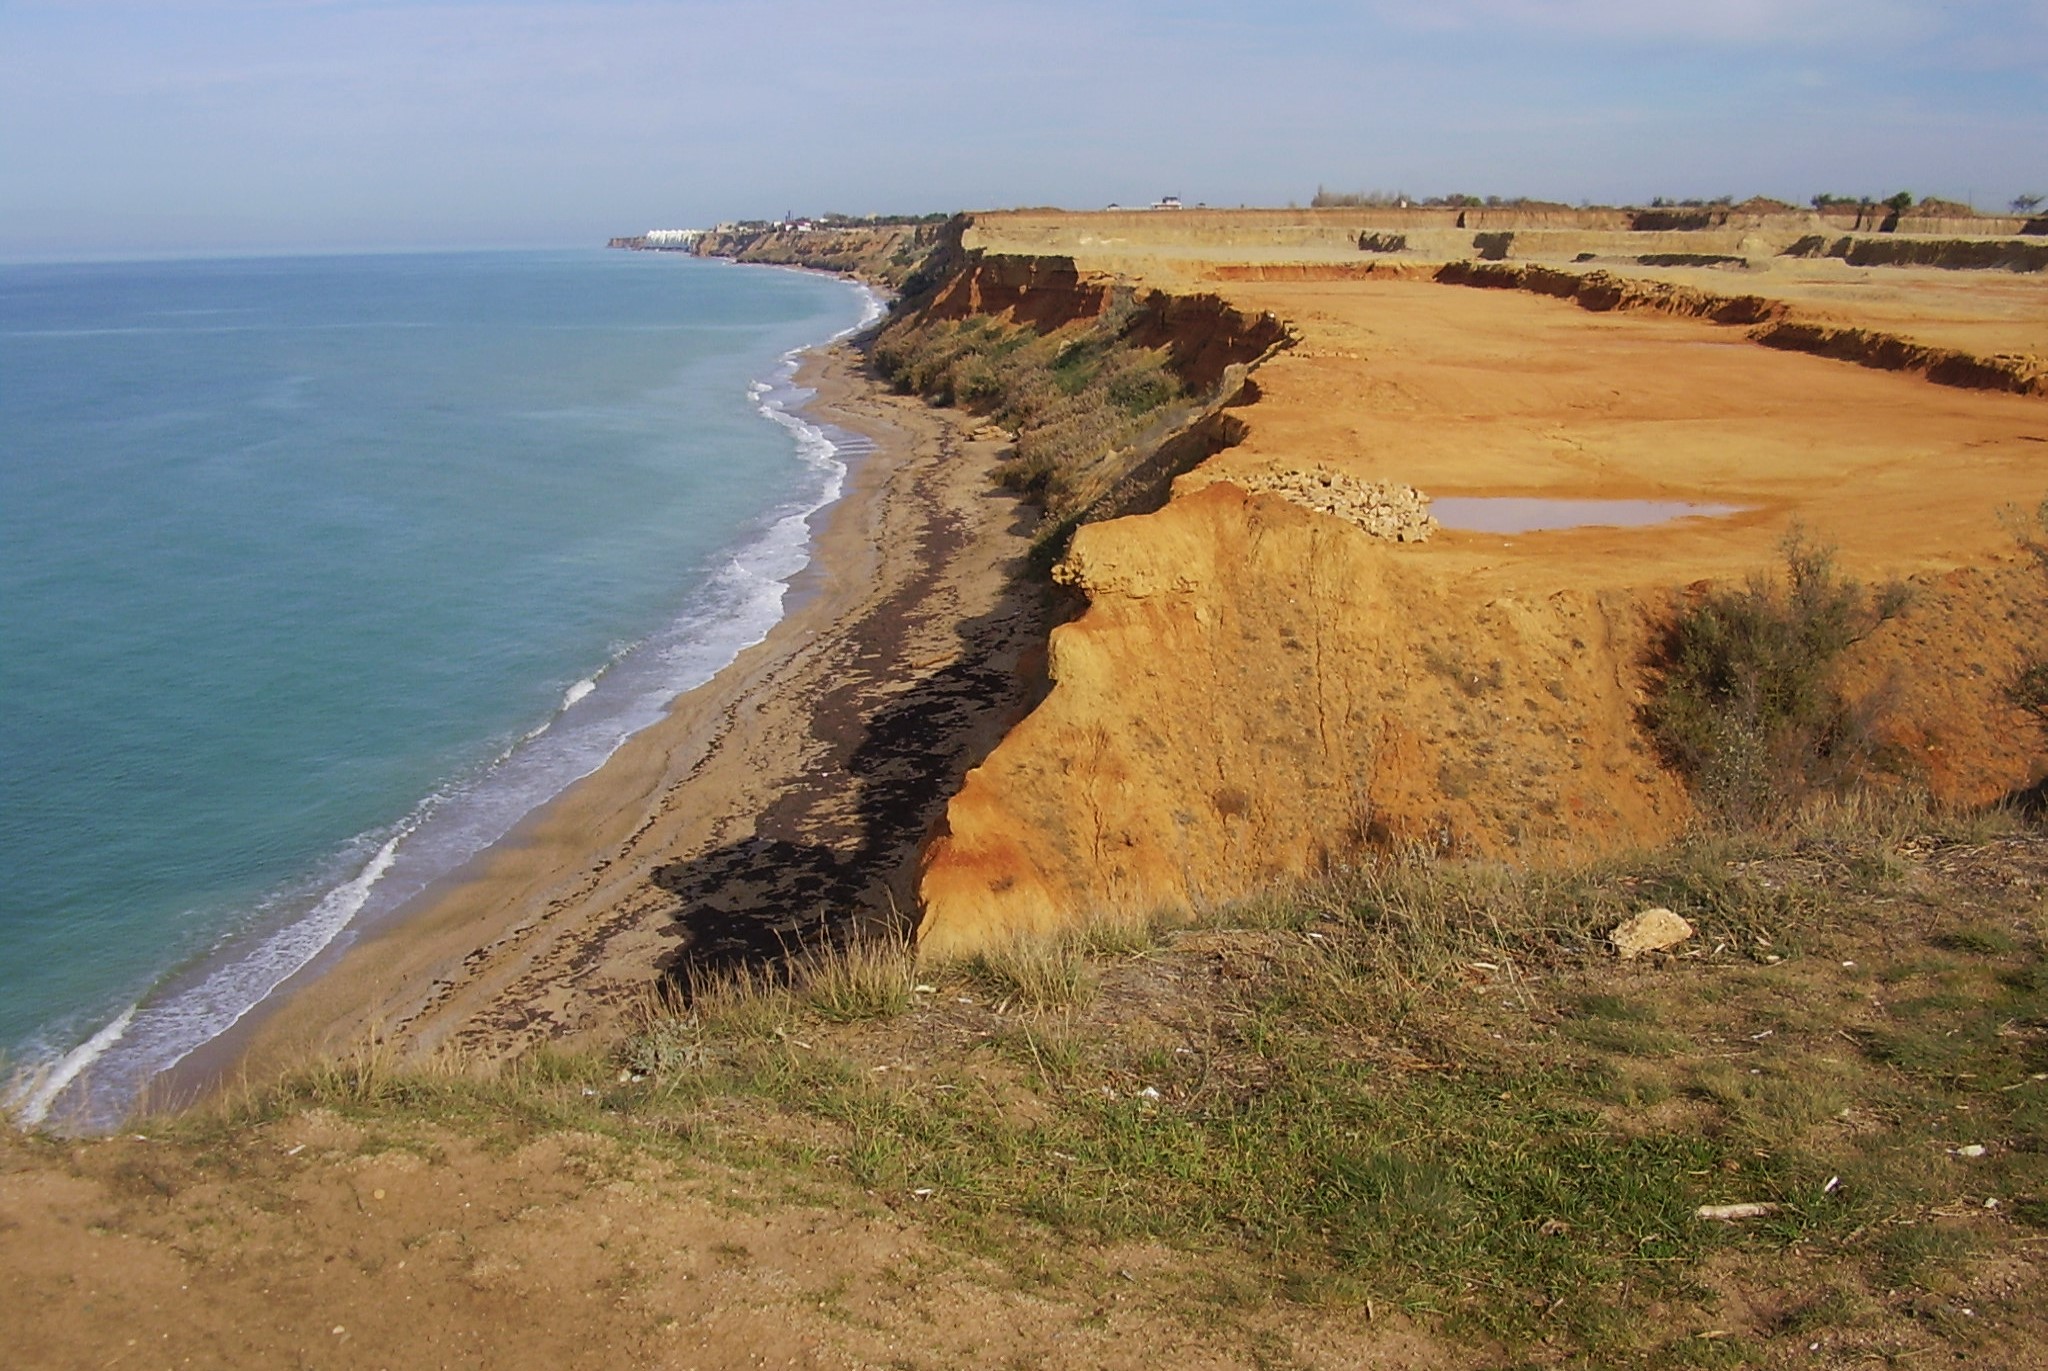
left=0, top=250, right=875, bottom=1128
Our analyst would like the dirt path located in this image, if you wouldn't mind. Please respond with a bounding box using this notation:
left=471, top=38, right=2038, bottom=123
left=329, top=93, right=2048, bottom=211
left=0, top=1115, right=1453, bottom=1371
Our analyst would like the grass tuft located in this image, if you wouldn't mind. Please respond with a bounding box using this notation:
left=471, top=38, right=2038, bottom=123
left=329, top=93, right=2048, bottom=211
left=966, top=935, right=1099, bottom=1012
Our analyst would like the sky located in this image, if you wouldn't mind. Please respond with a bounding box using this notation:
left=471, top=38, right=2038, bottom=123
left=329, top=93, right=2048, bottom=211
left=1, top=0, right=2044, bottom=258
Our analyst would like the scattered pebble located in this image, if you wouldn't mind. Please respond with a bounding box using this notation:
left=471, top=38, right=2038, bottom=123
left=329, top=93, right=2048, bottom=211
left=1695, top=1202, right=1781, bottom=1221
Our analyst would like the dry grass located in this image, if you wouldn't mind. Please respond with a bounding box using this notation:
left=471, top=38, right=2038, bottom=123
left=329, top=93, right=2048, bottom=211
left=102, top=789, right=2048, bottom=1368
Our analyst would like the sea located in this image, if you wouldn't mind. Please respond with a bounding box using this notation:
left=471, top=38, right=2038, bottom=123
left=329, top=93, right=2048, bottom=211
left=0, top=249, right=879, bottom=1131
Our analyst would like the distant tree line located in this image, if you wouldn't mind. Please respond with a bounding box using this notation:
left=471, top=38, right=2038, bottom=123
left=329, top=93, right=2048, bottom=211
left=1812, top=191, right=2041, bottom=216
left=1310, top=187, right=1549, bottom=209
left=1312, top=187, right=2044, bottom=216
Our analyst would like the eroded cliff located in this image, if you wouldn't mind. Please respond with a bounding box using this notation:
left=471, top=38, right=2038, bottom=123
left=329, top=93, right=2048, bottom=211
left=909, top=213, right=2048, bottom=956
left=918, top=483, right=1691, bottom=954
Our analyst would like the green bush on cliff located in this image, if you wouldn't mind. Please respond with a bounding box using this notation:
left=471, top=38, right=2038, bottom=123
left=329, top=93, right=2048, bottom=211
left=2005, top=495, right=2048, bottom=736
left=871, top=296, right=1187, bottom=529
left=1645, top=529, right=1908, bottom=820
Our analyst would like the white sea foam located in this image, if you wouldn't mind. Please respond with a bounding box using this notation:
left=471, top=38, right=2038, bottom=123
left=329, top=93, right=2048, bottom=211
left=11, top=267, right=882, bottom=1134
left=11, top=824, right=415, bottom=1132
left=7, top=1007, right=136, bottom=1129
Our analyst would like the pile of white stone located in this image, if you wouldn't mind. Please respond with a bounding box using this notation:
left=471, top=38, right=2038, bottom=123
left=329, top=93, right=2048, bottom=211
left=1226, top=465, right=1439, bottom=542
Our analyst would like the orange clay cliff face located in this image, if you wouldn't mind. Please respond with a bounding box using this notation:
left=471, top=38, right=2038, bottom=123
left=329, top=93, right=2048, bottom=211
left=912, top=208, right=2048, bottom=957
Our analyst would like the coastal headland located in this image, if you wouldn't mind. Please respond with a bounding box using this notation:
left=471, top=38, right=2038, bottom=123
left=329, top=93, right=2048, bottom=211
left=911, top=206, right=2048, bottom=950
left=12, top=201, right=2048, bottom=1370
left=230, top=201, right=2048, bottom=1074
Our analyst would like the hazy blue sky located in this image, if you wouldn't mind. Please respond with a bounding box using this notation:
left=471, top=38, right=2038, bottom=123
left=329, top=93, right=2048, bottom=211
left=3, top=0, right=2044, bottom=258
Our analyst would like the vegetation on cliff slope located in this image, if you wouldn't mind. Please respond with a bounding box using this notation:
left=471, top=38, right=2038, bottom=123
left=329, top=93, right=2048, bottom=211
left=693, top=218, right=951, bottom=288
left=1645, top=531, right=1911, bottom=822
left=873, top=292, right=1189, bottom=518
left=2006, top=497, right=2048, bottom=739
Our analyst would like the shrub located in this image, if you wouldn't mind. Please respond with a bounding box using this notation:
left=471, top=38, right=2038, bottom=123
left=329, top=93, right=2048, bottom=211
left=1644, top=529, right=1908, bottom=820
left=2007, top=496, right=2048, bottom=732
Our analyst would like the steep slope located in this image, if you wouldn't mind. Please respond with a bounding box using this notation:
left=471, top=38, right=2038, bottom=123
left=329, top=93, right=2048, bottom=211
left=919, top=484, right=1688, bottom=952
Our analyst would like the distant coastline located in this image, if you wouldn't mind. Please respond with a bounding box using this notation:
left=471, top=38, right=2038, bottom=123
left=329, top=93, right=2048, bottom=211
left=4, top=252, right=881, bottom=1131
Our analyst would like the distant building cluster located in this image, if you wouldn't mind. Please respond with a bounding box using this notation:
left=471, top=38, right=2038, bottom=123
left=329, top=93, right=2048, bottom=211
left=642, top=228, right=705, bottom=248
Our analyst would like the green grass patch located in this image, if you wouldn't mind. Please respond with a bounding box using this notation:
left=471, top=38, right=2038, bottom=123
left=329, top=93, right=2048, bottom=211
left=143, top=797, right=2048, bottom=1368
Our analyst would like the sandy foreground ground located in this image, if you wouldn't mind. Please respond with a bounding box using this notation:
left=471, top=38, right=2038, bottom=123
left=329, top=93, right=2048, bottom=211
left=191, top=340, right=1047, bottom=1091
left=0, top=1113, right=1452, bottom=1371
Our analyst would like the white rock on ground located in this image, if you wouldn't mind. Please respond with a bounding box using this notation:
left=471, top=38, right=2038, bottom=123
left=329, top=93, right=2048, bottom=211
left=1611, top=907, right=1695, bottom=959
left=1207, top=465, right=1439, bottom=542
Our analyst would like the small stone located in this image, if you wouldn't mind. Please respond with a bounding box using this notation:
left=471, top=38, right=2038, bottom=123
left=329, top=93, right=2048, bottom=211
left=1958, top=1144, right=1988, bottom=1158
left=1611, top=907, right=1695, bottom=959
left=1694, top=1201, right=1780, bottom=1221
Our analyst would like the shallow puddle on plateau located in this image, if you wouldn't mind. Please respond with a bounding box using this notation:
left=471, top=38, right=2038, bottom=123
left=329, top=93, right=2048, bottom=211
left=1431, top=497, right=1743, bottom=534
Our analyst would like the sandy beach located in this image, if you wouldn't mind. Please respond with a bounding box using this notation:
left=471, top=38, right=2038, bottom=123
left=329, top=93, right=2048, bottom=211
left=195, top=334, right=1046, bottom=1090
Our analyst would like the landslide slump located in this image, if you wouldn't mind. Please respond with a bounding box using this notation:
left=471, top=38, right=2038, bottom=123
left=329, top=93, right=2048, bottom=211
left=899, top=256, right=1704, bottom=957
left=872, top=255, right=1289, bottom=554
left=1434, top=261, right=2048, bottom=396
left=914, top=497, right=2048, bottom=958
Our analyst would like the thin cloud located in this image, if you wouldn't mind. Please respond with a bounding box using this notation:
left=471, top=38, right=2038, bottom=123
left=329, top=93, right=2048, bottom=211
left=1365, top=0, right=1936, bottom=47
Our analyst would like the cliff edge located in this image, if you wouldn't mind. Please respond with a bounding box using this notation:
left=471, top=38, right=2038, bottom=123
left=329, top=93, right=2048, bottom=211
left=909, top=210, right=2048, bottom=955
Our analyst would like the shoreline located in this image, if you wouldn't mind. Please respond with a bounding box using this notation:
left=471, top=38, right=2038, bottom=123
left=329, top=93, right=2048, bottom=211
left=175, top=327, right=1043, bottom=1099
left=13, top=256, right=905, bottom=1133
